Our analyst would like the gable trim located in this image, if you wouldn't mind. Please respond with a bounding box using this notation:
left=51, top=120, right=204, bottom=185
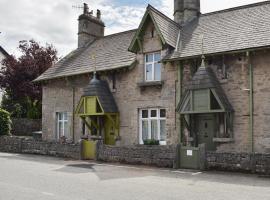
left=128, top=9, right=166, bottom=53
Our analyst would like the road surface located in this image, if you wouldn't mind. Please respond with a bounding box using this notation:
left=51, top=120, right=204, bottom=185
left=0, top=152, right=269, bottom=200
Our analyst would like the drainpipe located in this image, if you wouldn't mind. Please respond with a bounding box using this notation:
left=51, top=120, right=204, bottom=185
left=72, top=87, right=75, bottom=142
left=247, top=51, right=254, bottom=152
left=178, top=61, right=183, bottom=144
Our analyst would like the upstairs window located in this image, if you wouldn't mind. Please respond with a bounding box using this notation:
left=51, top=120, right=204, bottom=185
left=145, top=52, right=161, bottom=81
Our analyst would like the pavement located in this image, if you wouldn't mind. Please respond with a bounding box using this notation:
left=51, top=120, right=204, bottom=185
left=0, top=152, right=269, bottom=200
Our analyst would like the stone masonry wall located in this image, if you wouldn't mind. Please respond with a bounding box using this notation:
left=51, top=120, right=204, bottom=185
left=0, top=136, right=80, bottom=159
left=11, top=118, right=41, bottom=136
left=42, top=19, right=178, bottom=146
left=97, top=143, right=177, bottom=168
left=206, top=151, right=270, bottom=175
left=182, top=50, right=270, bottom=153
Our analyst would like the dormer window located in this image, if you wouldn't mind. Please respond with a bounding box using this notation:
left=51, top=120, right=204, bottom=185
left=145, top=52, right=161, bottom=81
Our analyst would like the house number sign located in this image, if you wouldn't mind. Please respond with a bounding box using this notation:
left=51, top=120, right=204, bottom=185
left=187, top=150, right=193, bottom=156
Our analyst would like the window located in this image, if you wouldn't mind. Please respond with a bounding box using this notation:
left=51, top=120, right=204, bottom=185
left=145, top=52, right=161, bottom=81
left=56, top=112, right=69, bottom=139
left=140, top=108, right=166, bottom=145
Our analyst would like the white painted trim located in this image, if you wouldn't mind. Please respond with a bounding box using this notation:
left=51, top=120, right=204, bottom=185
left=139, top=108, right=166, bottom=145
left=144, top=52, right=161, bottom=82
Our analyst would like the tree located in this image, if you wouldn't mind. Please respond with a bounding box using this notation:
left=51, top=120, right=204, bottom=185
left=0, top=40, right=58, bottom=118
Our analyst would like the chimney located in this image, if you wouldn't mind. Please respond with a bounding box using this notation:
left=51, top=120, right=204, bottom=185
left=174, top=0, right=200, bottom=24
left=78, top=3, right=105, bottom=48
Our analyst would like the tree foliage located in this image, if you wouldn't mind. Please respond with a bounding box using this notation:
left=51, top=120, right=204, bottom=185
left=0, top=40, right=58, bottom=118
left=0, top=108, right=11, bottom=136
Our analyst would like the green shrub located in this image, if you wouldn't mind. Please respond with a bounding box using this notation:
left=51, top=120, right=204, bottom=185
left=143, top=139, right=160, bottom=145
left=0, top=108, right=11, bottom=136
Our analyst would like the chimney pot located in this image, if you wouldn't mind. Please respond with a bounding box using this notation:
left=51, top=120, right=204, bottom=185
left=97, top=9, right=101, bottom=19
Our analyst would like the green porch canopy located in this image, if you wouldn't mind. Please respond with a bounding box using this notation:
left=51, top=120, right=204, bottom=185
left=75, top=74, right=119, bottom=145
left=177, top=65, right=233, bottom=114
left=76, top=75, right=118, bottom=115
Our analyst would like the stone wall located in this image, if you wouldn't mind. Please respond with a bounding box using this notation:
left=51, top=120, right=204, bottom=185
left=41, top=19, right=178, bottom=146
left=181, top=50, right=270, bottom=153
left=97, top=143, right=177, bottom=168
left=206, top=151, right=270, bottom=175
left=0, top=136, right=80, bottom=159
left=11, top=118, right=41, bottom=136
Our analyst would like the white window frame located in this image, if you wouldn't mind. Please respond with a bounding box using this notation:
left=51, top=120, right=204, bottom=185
left=139, top=108, right=166, bottom=145
left=56, top=112, right=68, bottom=139
left=144, top=52, right=161, bottom=82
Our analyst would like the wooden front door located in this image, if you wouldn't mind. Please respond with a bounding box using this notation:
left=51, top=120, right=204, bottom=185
left=196, top=115, right=216, bottom=151
left=104, top=117, right=116, bottom=145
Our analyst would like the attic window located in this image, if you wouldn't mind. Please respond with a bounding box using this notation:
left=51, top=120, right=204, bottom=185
left=151, top=29, right=155, bottom=38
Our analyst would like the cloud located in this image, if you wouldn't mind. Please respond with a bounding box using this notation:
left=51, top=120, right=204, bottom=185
left=0, top=0, right=267, bottom=57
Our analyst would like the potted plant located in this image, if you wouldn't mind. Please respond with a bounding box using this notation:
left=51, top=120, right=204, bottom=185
left=143, top=139, right=160, bottom=145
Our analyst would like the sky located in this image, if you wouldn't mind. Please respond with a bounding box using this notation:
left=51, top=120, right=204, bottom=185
left=0, top=0, right=267, bottom=57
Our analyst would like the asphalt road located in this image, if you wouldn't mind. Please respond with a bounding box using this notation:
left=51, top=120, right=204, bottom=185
left=0, top=152, right=269, bottom=200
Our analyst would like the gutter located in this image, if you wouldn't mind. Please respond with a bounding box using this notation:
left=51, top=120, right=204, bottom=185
left=162, top=45, right=270, bottom=63
left=247, top=51, right=254, bottom=152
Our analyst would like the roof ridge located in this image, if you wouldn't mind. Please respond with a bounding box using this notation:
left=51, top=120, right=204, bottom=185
left=147, top=4, right=181, bottom=28
left=103, top=29, right=137, bottom=38
left=202, top=0, right=270, bottom=17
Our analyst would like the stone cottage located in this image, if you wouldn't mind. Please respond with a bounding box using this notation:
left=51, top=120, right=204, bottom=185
left=35, top=0, right=270, bottom=161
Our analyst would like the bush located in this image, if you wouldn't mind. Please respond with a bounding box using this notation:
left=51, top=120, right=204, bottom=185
left=0, top=108, right=11, bottom=136
left=143, top=139, right=160, bottom=145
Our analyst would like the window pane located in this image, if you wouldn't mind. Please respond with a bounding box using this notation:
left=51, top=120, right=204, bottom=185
left=142, top=121, right=148, bottom=141
left=63, top=112, right=68, bottom=120
left=154, top=63, right=161, bottom=80
left=146, top=64, right=153, bottom=80
left=151, top=120, right=158, bottom=140
left=151, top=110, right=157, bottom=117
left=160, top=120, right=166, bottom=141
left=64, top=121, right=68, bottom=137
left=58, top=113, right=63, bottom=120
left=146, top=54, right=153, bottom=63
left=142, top=110, right=148, bottom=118
left=154, top=53, right=161, bottom=62
left=160, top=109, right=166, bottom=118
left=58, top=121, right=63, bottom=137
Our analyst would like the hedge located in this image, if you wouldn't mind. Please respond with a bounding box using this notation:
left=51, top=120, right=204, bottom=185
left=0, top=108, right=11, bottom=136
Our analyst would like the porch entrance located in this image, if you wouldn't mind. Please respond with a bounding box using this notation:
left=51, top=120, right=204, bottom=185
left=196, top=114, right=216, bottom=151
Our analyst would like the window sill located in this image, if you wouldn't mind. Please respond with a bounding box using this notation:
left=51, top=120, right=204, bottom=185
left=137, top=81, right=164, bottom=88
left=213, top=138, right=234, bottom=143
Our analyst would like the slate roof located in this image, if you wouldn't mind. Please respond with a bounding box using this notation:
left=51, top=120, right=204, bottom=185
left=35, top=30, right=137, bottom=82
left=168, top=1, right=270, bottom=60
left=83, top=75, right=118, bottom=113
left=147, top=5, right=180, bottom=48
left=185, top=64, right=233, bottom=112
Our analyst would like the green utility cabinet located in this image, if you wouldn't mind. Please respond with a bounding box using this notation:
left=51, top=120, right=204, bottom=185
left=179, top=144, right=206, bottom=170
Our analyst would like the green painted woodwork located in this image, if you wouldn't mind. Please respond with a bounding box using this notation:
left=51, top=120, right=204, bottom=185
left=76, top=96, right=119, bottom=145
left=128, top=10, right=166, bottom=53
left=81, top=140, right=97, bottom=160
left=180, top=146, right=200, bottom=169
left=179, top=88, right=226, bottom=114
left=104, top=116, right=116, bottom=145
left=193, top=89, right=209, bottom=111
left=75, top=96, right=104, bottom=116
left=248, top=51, right=254, bottom=152
left=196, top=115, right=216, bottom=151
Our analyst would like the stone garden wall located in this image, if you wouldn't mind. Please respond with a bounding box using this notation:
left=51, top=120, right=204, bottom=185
left=0, top=136, right=80, bottom=159
left=206, top=151, right=270, bottom=175
left=96, top=143, right=177, bottom=168
left=11, top=118, right=42, bottom=136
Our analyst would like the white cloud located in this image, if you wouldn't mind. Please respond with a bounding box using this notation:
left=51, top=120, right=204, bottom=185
left=0, top=0, right=267, bottom=57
